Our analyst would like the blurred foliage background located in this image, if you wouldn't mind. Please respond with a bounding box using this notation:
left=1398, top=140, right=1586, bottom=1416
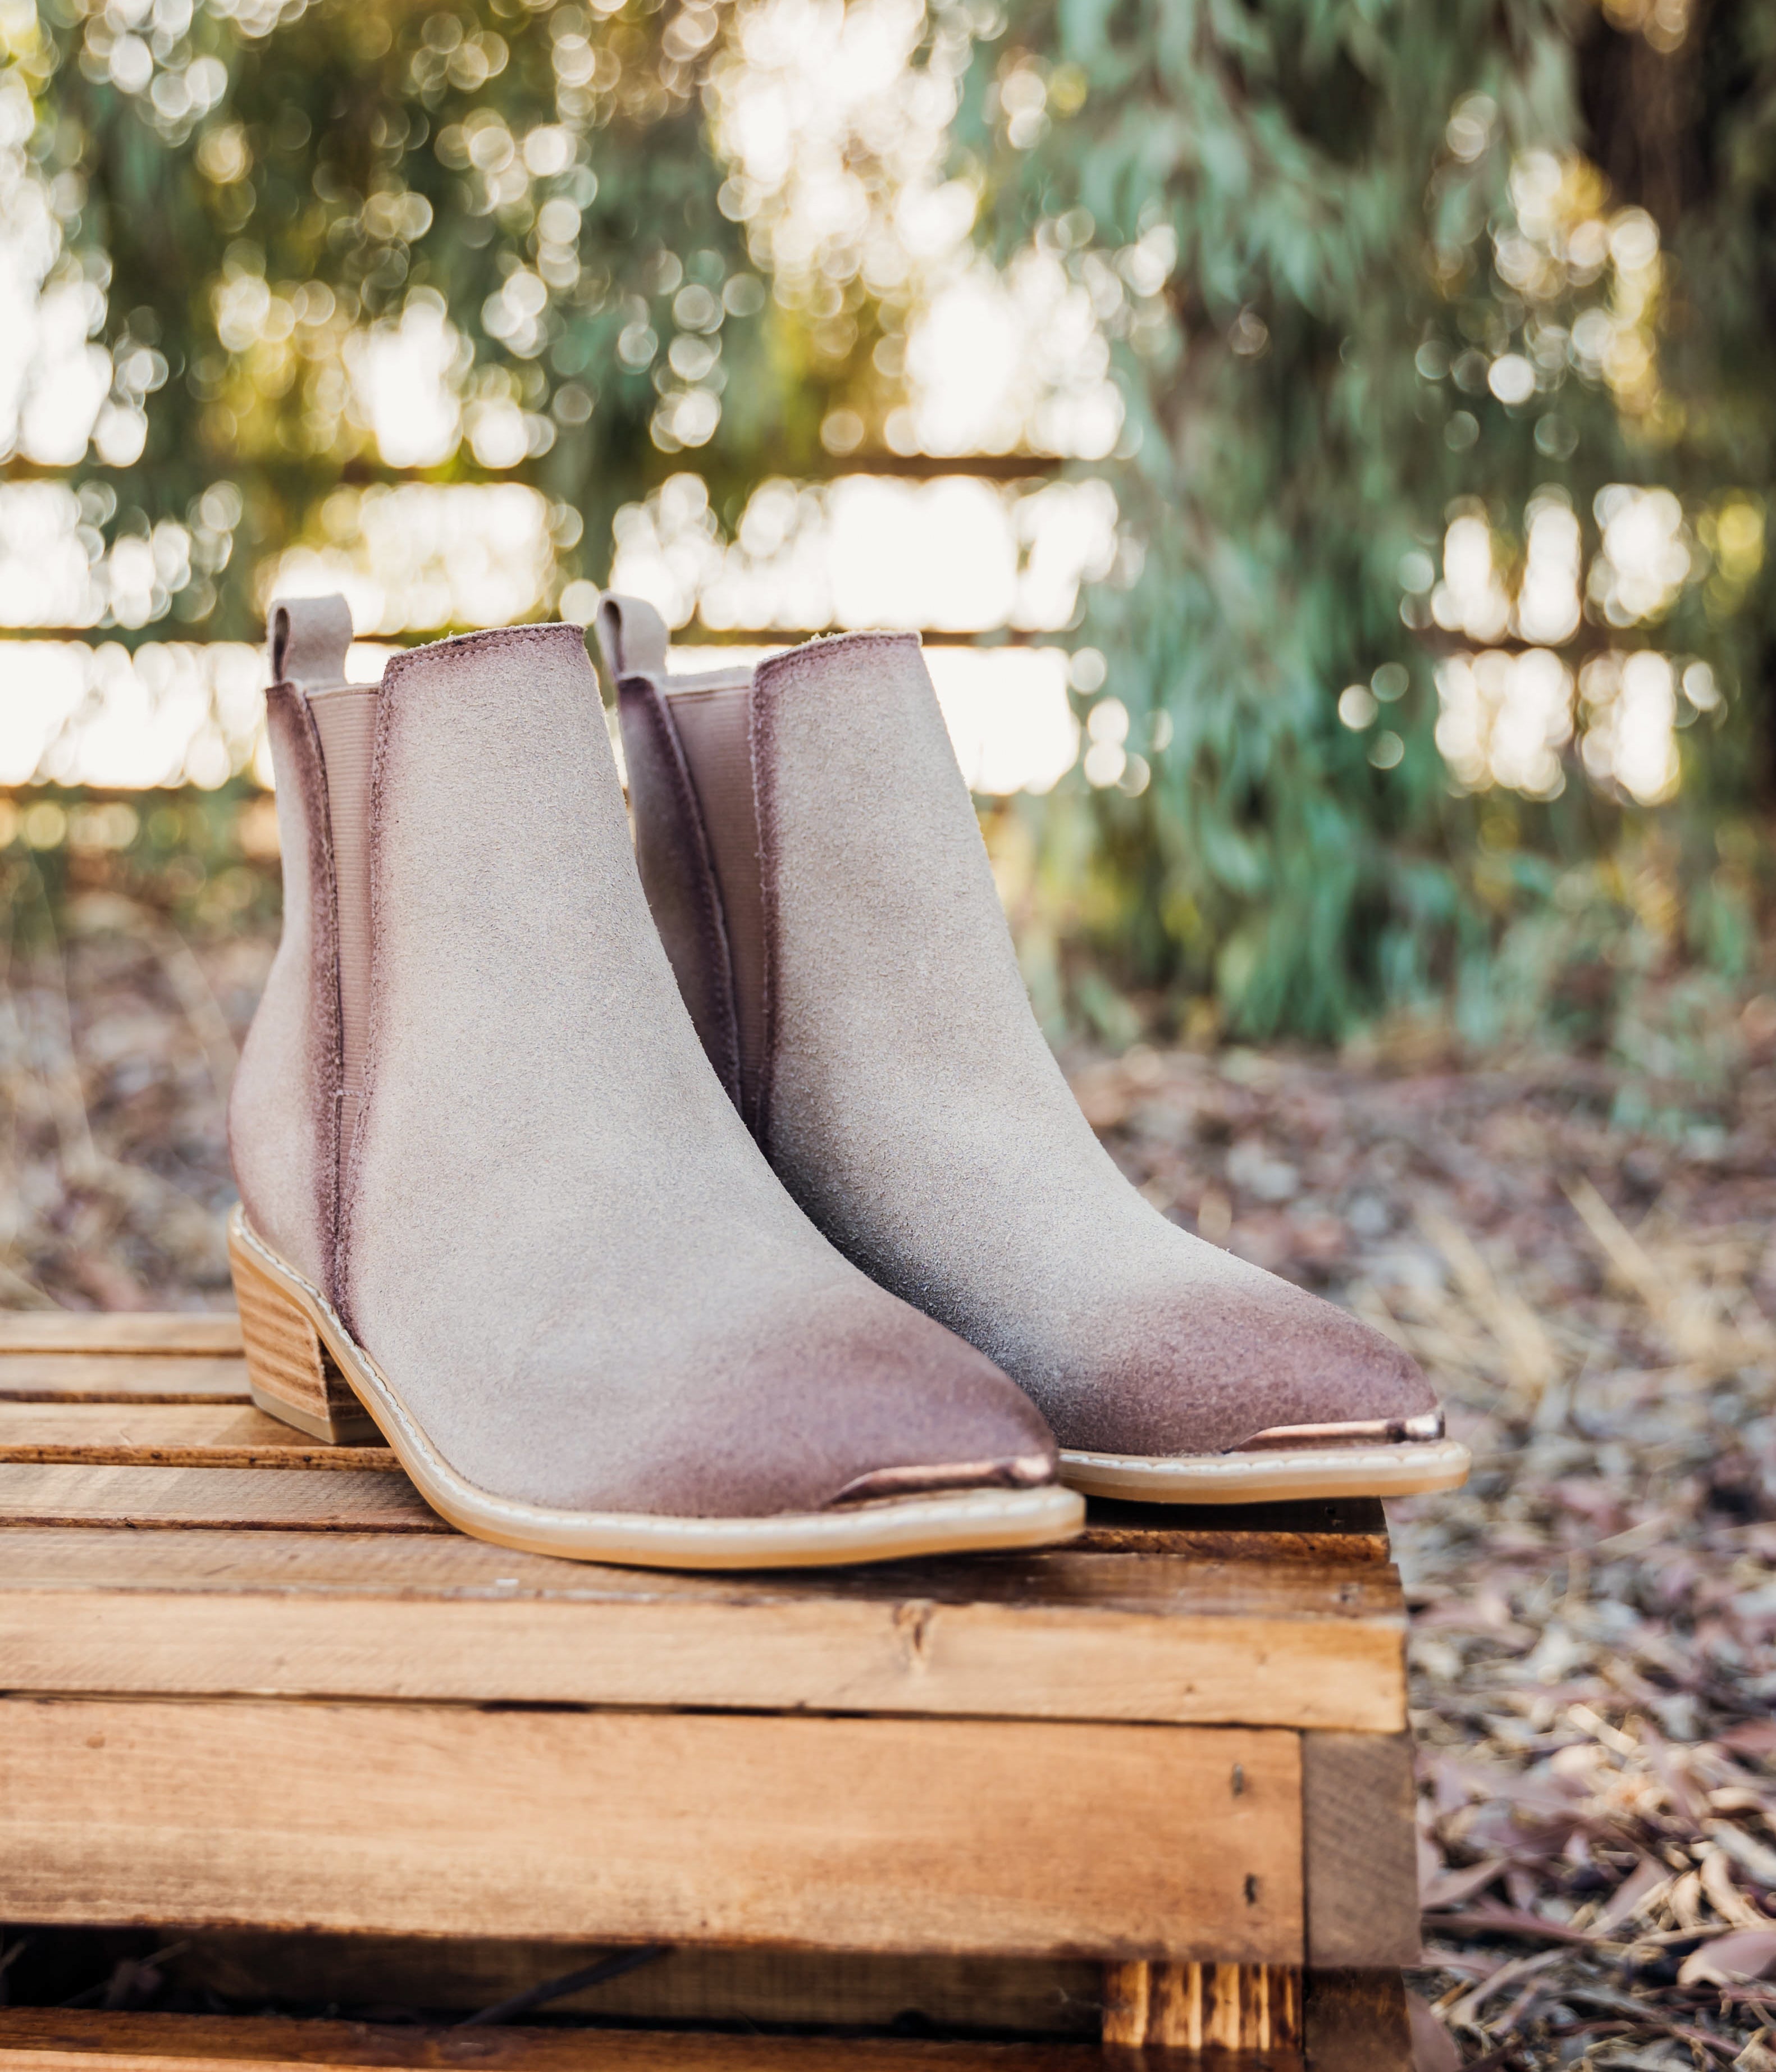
left=2, top=0, right=1773, bottom=1056
left=964, top=0, right=1776, bottom=1049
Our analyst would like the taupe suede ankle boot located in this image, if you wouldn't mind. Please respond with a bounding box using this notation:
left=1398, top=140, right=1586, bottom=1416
left=604, top=597, right=1470, bottom=1504
left=226, top=596, right=1082, bottom=1566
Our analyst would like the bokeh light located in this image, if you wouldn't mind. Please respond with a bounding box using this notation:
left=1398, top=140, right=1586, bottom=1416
left=257, top=483, right=563, bottom=633
left=604, top=469, right=1117, bottom=634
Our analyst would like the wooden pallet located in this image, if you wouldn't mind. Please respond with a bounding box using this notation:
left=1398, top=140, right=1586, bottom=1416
left=0, top=1314, right=1421, bottom=2068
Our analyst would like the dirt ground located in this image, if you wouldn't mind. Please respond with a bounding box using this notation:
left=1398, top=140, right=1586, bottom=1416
left=6, top=875, right=1776, bottom=2068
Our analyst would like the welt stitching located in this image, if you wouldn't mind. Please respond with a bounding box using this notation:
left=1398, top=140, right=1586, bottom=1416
left=752, top=629, right=917, bottom=692
left=380, top=622, right=583, bottom=692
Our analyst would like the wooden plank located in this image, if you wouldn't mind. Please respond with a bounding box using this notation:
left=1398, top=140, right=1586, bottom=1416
left=0, top=1529, right=1407, bottom=1731
left=1301, top=1970, right=1412, bottom=2072
left=0, top=1466, right=444, bottom=1532
left=0, top=2010, right=1120, bottom=2072
left=0, top=1521, right=1403, bottom=1618
left=0, top=1357, right=251, bottom=1404
left=0, top=1697, right=1305, bottom=1960
left=168, top=1934, right=1106, bottom=2037
left=0, top=1315, right=241, bottom=1356
left=1302, top=1734, right=1421, bottom=1966
left=0, top=1404, right=394, bottom=1471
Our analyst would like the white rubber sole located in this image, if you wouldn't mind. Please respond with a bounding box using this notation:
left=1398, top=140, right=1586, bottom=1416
left=1058, top=1436, right=1472, bottom=1503
left=229, top=1208, right=1085, bottom=1569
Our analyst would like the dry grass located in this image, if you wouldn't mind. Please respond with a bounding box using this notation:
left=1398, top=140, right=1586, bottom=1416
left=1075, top=1025, right=1776, bottom=2069
left=7, top=874, right=1776, bottom=2064
left=1, top=891, right=266, bottom=1312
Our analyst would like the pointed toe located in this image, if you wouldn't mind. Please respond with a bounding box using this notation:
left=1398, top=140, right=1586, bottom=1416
left=1028, top=1259, right=1439, bottom=1460
left=672, top=1294, right=1062, bottom=1519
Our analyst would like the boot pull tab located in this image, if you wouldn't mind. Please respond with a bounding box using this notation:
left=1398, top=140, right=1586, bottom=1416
left=270, top=594, right=353, bottom=691
left=595, top=593, right=669, bottom=685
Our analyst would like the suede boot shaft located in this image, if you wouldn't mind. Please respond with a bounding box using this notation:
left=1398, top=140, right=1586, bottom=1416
left=228, top=601, right=1076, bottom=1563
left=609, top=611, right=1453, bottom=1485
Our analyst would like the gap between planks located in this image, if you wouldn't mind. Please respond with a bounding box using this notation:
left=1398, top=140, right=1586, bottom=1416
left=162, top=1934, right=1110, bottom=2039
left=161, top=1928, right=1407, bottom=2031
left=0, top=2008, right=1314, bottom=2071
left=0, top=1997, right=1432, bottom=2069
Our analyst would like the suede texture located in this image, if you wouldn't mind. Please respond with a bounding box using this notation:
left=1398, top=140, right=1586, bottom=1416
left=336, top=623, right=1054, bottom=1517
left=271, top=594, right=351, bottom=689
left=663, top=678, right=768, bottom=1130
left=617, top=673, right=742, bottom=1103
left=710, top=632, right=1438, bottom=1458
left=594, top=593, right=669, bottom=682
left=226, top=682, right=340, bottom=1294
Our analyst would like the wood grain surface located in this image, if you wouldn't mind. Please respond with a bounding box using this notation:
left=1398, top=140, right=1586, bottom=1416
left=0, top=1316, right=242, bottom=1356
left=0, top=1357, right=251, bottom=1403
left=1302, top=1969, right=1414, bottom=2072
left=0, top=1330, right=1408, bottom=1737
left=0, top=1404, right=394, bottom=1470
left=0, top=1523, right=1406, bottom=1728
left=0, top=1697, right=1305, bottom=1960
left=0, top=1465, right=445, bottom=1532
left=0, top=1391, right=1389, bottom=1561
left=0, top=1314, right=1418, bottom=1987
left=1303, top=1732, right=1422, bottom=1966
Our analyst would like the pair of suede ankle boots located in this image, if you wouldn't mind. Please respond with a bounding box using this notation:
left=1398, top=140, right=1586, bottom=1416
left=226, top=594, right=1469, bottom=1569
